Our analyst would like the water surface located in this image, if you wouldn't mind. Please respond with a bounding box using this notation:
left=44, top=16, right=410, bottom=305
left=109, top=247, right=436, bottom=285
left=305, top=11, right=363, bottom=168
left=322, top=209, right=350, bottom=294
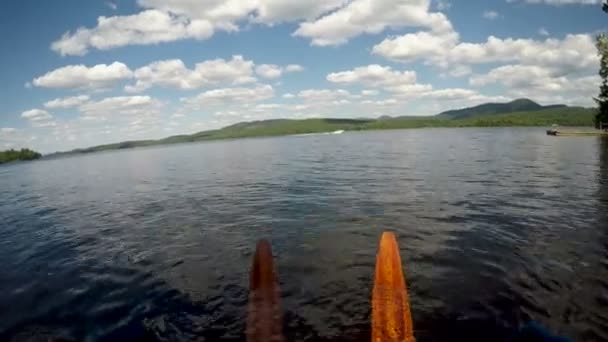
left=1, top=128, right=607, bottom=341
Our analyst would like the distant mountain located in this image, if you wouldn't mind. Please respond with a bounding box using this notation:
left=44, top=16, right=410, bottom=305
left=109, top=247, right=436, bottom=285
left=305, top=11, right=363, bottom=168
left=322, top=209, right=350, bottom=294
left=437, top=98, right=567, bottom=119
left=45, top=100, right=593, bottom=157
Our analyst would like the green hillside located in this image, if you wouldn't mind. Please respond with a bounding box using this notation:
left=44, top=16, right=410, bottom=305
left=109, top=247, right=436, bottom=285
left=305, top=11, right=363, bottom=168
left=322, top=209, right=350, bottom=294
left=0, top=148, right=42, bottom=164
left=437, top=98, right=565, bottom=119
left=47, top=101, right=596, bottom=156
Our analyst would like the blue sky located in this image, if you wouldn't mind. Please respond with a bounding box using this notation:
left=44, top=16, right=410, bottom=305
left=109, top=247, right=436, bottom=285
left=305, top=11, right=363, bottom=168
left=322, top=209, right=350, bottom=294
left=0, top=0, right=606, bottom=152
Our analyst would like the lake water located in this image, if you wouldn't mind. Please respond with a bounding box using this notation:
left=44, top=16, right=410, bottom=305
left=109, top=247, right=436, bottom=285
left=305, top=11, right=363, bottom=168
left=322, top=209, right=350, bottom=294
left=0, top=128, right=607, bottom=341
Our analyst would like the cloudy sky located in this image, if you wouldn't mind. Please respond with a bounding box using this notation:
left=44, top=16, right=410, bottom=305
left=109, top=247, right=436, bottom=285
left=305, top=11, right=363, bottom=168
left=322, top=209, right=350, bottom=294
left=0, top=0, right=606, bottom=153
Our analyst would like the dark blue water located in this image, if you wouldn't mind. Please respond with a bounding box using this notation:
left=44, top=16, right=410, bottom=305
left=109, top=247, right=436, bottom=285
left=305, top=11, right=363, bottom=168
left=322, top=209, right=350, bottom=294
left=0, top=128, right=607, bottom=341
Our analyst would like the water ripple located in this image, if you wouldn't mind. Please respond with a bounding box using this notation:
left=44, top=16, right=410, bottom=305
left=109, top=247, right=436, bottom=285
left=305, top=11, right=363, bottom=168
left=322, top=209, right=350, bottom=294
left=0, top=128, right=607, bottom=341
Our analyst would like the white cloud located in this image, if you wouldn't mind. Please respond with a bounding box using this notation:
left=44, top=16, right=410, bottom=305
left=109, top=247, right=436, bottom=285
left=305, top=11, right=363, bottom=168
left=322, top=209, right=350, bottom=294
left=32, top=62, right=132, bottom=89
left=1, top=128, right=17, bottom=134
left=327, top=65, right=417, bottom=87
left=79, top=95, right=163, bottom=120
left=0, top=128, right=34, bottom=150
left=255, top=64, right=283, bottom=79
left=184, top=84, right=274, bottom=107
left=285, top=64, right=304, bottom=72
left=125, top=56, right=255, bottom=92
left=254, top=0, right=347, bottom=23
left=53, top=0, right=343, bottom=55
left=283, top=93, right=295, bottom=98
left=297, top=89, right=354, bottom=103
left=51, top=10, right=216, bottom=56
left=21, top=109, right=53, bottom=122
left=374, top=31, right=598, bottom=76
left=360, top=98, right=399, bottom=106
left=44, top=95, right=90, bottom=109
left=482, top=10, right=499, bottom=19
left=293, top=0, right=453, bottom=46
left=255, top=63, right=304, bottom=79
left=362, top=89, right=380, bottom=96
left=469, top=64, right=599, bottom=106
left=538, top=27, right=549, bottom=36
left=372, top=30, right=459, bottom=64
left=137, top=0, right=256, bottom=27
left=470, top=65, right=555, bottom=87
left=442, top=64, right=472, bottom=78
left=52, top=0, right=453, bottom=53
left=386, top=83, right=434, bottom=96
left=423, top=88, right=478, bottom=100
left=106, top=1, right=117, bottom=10
left=254, top=103, right=282, bottom=111
left=449, top=34, right=597, bottom=69
left=324, top=63, right=507, bottom=105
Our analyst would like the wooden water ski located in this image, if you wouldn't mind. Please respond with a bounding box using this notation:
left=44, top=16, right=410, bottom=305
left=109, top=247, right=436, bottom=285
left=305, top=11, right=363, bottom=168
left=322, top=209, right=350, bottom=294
left=372, top=232, right=415, bottom=342
left=247, top=239, right=284, bottom=342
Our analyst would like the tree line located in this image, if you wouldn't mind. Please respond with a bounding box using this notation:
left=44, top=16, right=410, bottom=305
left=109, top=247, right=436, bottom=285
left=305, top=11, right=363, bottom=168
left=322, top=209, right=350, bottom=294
left=0, top=148, right=42, bottom=164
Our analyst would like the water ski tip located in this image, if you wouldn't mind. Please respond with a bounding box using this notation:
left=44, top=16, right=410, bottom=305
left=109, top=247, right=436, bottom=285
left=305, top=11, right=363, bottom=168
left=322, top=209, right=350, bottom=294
left=247, top=239, right=284, bottom=342
left=372, top=232, right=415, bottom=342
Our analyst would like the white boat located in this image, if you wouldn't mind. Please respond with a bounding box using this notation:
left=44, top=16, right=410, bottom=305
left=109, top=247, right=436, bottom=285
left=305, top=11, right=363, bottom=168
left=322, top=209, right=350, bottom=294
left=332, top=130, right=345, bottom=135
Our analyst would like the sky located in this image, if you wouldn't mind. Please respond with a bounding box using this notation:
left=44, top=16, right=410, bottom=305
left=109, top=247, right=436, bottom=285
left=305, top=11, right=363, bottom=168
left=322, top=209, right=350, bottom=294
left=0, top=0, right=606, bottom=153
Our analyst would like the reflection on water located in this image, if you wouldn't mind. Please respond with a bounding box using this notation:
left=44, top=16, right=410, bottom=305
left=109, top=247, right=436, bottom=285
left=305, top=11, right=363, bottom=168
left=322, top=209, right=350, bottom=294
left=0, top=128, right=607, bottom=341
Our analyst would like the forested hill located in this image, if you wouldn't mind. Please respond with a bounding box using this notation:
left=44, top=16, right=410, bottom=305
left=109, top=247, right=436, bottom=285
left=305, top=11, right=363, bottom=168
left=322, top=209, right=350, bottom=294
left=45, top=101, right=594, bottom=157
left=437, top=98, right=567, bottom=119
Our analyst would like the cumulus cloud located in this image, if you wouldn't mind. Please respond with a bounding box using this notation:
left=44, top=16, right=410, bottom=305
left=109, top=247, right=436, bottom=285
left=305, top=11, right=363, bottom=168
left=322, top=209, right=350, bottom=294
left=442, top=64, right=472, bottom=78
left=255, top=63, right=304, bottom=79
left=324, top=63, right=505, bottom=104
left=362, top=89, right=380, bottom=96
left=21, top=109, right=53, bottom=122
left=482, top=10, right=499, bottom=19
left=373, top=31, right=598, bottom=76
left=386, top=83, right=434, bottom=96
left=254, top=0, right=347, bottom=23
left=125, top=56, right=255, bottom=92
left=372, top=30, right=459, bottom=64
left=52, top=0, right=453, bottom=54
left=423, top=88, right=478, bottom=100
left=51, top=10, right=216, bottom=56
left=255, top=64, right=283, bottom=79
left=123, top=57, right=302, bottom=92
left=470, top=65, right=556, bottom=87
left=469, top=64, right=599, bottom=106
left=327, top=64, right=417, bottom=87
left=32, top=62, right=132, bottom=89
left=137, top=0, right=256, bottom=27
left=79, top=95, right=163, bottom=120
left=285, top=64, right=304, bottom=72
left=44, top=95, right=90, bottom=109
left=1, top=128, right=17, bottom=134
left=297, top=89, right=354, bottom=103
left=0, top=128, right=34, bottom=150
left=294, top=0, right=453, bottom=46
left=326, top=64, right=436, bottom=97
left=184, top=84, right=274, bottom=108
left=504, top=75, right=598, bottom=106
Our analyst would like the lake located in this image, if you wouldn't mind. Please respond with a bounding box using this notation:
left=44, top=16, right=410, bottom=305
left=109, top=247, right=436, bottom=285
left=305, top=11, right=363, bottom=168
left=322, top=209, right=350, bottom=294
left=0, top=128, right=607, bottom=341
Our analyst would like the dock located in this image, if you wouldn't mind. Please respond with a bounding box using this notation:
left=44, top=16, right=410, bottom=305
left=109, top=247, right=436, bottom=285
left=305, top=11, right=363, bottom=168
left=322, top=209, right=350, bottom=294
left=547, top=129, right=608, bottom=137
